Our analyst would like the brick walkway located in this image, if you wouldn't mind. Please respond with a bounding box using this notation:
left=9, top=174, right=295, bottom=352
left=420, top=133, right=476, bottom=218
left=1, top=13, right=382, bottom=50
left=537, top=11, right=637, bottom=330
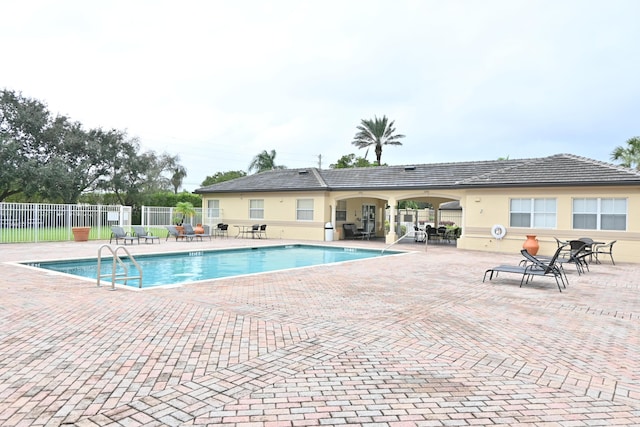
left=0, top=238, right=639, bottom=426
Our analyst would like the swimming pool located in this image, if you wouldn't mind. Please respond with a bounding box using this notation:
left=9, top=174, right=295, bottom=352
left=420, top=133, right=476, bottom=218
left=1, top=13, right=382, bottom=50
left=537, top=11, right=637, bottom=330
left=27, top=244, right=403, bottom=289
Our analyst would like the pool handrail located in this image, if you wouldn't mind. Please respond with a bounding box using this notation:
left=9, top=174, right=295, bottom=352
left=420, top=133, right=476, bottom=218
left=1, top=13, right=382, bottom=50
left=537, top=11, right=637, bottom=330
left=381, top=229, right=425, bottom=255
left=97, top=244, right=143, bottom=289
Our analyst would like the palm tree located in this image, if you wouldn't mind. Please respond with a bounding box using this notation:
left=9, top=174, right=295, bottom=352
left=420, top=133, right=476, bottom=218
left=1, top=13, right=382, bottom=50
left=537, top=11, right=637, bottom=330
left=170, top=165, right=187, bottom=194
left=351, top=115, right=405, bottom=166
left=174, top=201, right=196, bottom=225
left=610, top=137, right=640, bottom=170
left=248, top=149, right=286, bottom=173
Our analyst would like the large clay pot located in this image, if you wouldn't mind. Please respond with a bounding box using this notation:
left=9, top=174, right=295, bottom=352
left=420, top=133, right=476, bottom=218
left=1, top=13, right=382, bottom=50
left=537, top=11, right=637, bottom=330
left=72, top=226, right=91, bottom=242
left=523, top=234, right=539, bottom=255
left=194, top=223, right=204, bottom=234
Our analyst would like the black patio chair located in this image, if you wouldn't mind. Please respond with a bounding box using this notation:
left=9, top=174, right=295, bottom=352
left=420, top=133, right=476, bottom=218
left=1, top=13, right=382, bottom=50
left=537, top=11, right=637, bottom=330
left=593, top=240, right=617, bottom=265
left=257, top=224, right=267, bottom=239
left=568, top=240, right=591, bottom=275
left=342, top=223, right=364, bottom=239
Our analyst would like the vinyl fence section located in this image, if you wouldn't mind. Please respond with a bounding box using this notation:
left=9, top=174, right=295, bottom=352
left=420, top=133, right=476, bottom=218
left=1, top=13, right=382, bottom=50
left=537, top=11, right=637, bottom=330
left=140, top=206, right=204, bottom=228
left=0, top=203, right=131, bottom=243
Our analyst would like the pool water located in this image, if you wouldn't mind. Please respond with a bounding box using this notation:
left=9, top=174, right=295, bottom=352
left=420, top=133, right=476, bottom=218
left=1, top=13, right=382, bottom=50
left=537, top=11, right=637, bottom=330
left=29, top=244, right=402, bottom=288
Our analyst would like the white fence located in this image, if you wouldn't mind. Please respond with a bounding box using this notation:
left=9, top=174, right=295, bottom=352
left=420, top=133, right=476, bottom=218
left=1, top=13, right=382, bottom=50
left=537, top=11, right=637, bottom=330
left=0, top=202, right=131, bottom=243
left=140, top=206, right=205, bottom=227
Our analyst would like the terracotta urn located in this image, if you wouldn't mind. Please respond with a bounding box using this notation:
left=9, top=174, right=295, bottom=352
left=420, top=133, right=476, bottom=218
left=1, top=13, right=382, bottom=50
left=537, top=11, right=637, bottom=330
left=523, top=234, right=539, bottom=255
left=72, top=226, right=91, bottom=242
left=194, top=223, right=204, bottom=234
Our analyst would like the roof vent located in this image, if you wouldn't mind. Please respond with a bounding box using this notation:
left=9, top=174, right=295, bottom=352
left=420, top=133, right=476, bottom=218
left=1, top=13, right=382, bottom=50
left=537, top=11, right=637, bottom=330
left=298, top=170, right=309, bottom=175
left=404, top=165, right=416, bottom=171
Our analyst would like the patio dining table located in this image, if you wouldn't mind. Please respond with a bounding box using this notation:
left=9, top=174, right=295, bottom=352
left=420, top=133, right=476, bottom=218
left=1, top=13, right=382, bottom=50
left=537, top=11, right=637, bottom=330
left=234, top=225, right=255, bottom=238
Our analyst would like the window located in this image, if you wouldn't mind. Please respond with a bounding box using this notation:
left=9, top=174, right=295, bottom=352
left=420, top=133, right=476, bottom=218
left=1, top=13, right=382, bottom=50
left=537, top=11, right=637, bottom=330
left=296, top=199, right=314, bottom=221
left=249, top=199, right=264, bottom=219
left=510, top=198, right=556, bottom=228
left=207, top=200, right=220, bottom=219
left=336, top=200, right=347, bottom=221
left=573, top=198, right=626, bottom=230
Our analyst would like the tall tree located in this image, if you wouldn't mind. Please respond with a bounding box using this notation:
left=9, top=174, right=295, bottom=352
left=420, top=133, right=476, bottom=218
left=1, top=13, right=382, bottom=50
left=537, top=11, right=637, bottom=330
left=201, top=170, right=246, bottom=186
left=0, top=89, right=52, bottom=201
left=248, top=149, right=286, bottom=173
left=330, top=153, right=375, bottom=168
left=170, top=165, right=187, bottom=194
left=611, top=136, right=640, bottom=170
left=351, top=115, right=405, bottom=166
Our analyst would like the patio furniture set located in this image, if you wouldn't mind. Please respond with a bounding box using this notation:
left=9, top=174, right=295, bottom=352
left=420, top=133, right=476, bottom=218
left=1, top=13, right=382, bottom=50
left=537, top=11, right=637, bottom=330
left=483, top=237, right=617, bottom=292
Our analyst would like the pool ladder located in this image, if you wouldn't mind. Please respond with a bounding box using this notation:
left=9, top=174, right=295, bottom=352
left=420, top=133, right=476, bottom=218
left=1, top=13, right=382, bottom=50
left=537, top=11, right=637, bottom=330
left=97, top=244, right=143, bottom=290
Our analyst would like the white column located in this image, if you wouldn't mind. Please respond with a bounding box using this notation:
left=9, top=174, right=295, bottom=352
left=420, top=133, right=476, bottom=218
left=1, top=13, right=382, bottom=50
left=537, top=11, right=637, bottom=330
left=386, top=198, right=397, bottom=244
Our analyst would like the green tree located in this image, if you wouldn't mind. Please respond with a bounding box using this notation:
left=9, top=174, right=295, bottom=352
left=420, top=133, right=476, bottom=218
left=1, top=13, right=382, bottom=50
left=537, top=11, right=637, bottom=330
left=329, top=153, right=376, bottom=168
left=170, top=164, right=187, bottom=194
left=38, top=118, right=112, bottom=203
left=174, top=201, right=196, bottom=225
left=0, top=89, right=52, bottom=201
left=0, top=89, right=188, bottom=206
left=248, top=149, right=286, bottom=173
left=351, top=115, right=405, bottom=166
left=201, top=170, right=246, bottom=186
left=610, top=137, right=640, bottom=170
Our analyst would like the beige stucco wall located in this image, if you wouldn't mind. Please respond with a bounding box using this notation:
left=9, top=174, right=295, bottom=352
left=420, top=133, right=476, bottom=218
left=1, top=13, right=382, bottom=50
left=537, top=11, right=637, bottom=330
left=202, top=191, right=330, bottom=240
left=456, top=186, right=640, bottom=263
left=200, top=184, right=640, bottom=263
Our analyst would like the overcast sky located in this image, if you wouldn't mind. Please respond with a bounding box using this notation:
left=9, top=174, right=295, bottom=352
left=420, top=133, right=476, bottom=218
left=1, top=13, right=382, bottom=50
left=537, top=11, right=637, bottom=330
left=2, top=1, right=639, bottom=190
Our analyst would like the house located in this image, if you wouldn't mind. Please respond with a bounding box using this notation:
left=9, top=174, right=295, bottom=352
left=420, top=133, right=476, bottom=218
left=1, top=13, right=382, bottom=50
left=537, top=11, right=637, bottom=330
left=194, top=153, right=640, bottom=263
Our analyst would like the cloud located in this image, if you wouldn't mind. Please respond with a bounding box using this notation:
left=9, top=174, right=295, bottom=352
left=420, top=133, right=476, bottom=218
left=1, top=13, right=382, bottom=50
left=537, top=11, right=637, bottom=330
left=2, top=0, right=639, bottom=189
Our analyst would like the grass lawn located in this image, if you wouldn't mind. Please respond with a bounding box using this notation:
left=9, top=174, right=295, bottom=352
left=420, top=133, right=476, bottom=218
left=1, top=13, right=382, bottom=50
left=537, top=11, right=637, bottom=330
left=0, top=226, right=169, bottom=243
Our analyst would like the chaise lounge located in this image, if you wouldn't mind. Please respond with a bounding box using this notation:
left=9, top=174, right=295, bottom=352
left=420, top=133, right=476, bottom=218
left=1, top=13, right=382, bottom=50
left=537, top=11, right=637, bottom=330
left=110, top=226, right=139, bottom=245
left=133, top=226, right=160, bottom=244
left=483, top=246, right=566, bottom=292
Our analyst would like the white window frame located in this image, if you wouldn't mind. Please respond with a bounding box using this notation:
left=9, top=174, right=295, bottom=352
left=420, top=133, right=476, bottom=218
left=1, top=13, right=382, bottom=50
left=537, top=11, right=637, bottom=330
left=207, top=199, right=220, bottom=219
left=509, top=198, right=557, bottom=228
left=249, top=199, right=264, bottom=220
left=296, top=199, right=314, bottom=221
left=336, top=200, right=347, bottom=221
left=572, top=198, right=627, bottom=231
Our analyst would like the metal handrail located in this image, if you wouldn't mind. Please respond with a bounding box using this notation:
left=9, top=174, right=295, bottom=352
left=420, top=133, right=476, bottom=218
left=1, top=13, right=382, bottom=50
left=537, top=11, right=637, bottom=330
left=97, top=244, right=143, bottom=290
left=381, top=229, right=427, bottom=255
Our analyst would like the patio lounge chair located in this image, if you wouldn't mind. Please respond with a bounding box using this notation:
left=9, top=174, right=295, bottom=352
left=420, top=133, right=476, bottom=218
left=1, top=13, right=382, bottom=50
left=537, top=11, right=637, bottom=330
left=166, top=225, right=193, bottom=241
left=342, top=223, right=364, bottom=239
left=133, top=226, right=160, bottom=244
left=483, top=246, right=566, bottom=292
left=257, top=224, right=267, bottom=239
left=182, top=223, right=205, bottom=241
left=110, top=226, right=139, bottom=245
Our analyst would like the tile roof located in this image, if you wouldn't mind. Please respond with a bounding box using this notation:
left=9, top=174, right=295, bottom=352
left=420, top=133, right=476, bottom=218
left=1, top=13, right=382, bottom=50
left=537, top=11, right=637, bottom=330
left=194, top=153, right=640, bottom=194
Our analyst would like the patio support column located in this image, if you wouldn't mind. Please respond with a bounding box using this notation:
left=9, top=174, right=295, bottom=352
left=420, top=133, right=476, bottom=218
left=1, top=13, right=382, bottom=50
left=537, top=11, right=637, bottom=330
left=330, top=201, right=336, bottom=233
left=386, top=197, right=397, bottom=244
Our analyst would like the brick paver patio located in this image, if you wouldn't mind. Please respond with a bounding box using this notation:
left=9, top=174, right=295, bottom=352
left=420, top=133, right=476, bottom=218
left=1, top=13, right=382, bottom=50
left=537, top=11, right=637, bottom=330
left=0, top=238, right=639, bottom=426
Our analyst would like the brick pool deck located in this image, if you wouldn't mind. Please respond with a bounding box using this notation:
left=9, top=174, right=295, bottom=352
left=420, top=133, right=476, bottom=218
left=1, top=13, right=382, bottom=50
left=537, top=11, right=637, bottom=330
left=0, top=238, right=639, bottom=426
